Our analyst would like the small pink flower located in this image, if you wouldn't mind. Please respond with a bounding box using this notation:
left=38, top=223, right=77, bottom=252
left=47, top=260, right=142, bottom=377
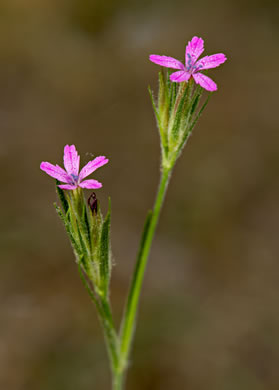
left=40, top=145, right=109, bottom=190
left=149, top=36, right=227, bottom=91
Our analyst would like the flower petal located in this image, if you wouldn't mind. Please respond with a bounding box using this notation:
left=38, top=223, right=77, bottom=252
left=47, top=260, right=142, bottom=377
left=170, top=71, right=191, bottom=83
left=195, top=53, right=227, bottom=71
left=193, top=72, right=217, bottom=91
left=79, top=156, right=109, bottom=181
left=185, top=36, right=204, bottom=64
left=79, top=179, right=102, bottom=189
left=63, top=144, right=80, bottom=175
left=149, top=55, right=184, bottom=70
left=58, top=184, right=78, bottom=190
left=40, top=162, right=69, bottom=182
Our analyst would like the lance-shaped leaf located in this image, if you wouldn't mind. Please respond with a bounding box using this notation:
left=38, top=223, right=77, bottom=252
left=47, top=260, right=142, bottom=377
left=179, top=84, right=203, bottom=135
left=119, top=210, right=153, bottom=349
left=178, top=93, right=211, bottom=152
left=99, top=198, right=112, bottom=296
left=168, top=81, right=177, bottom=116
left=168, top=83, right=189, bottom=145
left=56, top=180, right=69, bottom=214
left=54, top=203, right=82, bottom=257
left=134, top=210, right=152, bottom=265
left=148, top=86, right=163, bottom=140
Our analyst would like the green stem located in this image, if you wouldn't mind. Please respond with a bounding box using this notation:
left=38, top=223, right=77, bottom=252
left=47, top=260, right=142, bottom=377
left=99, top=297, right=119, bottom=373
left=118, top=166, right=172, bottom=382
left=78, top=265, right=119, bottom=373
left=112, top=371, right=124, bottom=390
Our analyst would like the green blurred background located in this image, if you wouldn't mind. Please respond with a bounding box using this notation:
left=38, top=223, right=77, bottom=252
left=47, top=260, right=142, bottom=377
left=1, top=0, right=279, bottom=389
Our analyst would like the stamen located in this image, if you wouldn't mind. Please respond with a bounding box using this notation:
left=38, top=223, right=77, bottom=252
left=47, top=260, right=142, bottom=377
left=186, top=53, right=192, bottom=71
left=70, top=174, right=79, bottom=185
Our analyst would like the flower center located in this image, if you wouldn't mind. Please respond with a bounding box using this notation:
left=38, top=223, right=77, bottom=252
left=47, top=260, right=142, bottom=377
left=70, top=173, right=79, bottom=185
left=186, top=53, right=193, bottom=72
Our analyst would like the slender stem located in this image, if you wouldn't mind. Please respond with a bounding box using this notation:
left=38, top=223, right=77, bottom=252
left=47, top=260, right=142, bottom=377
left=78, top=165, right=173, bottom=389
left=78, top=265, right=119, bottom=373
left=99, top=297, right=119, bottom=373
left=112, top=371, right=124, bottom=390
left=118, top=166, right=172, bottom=381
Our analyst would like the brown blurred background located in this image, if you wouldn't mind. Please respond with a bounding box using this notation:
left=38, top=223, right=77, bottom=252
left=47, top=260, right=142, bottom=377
left=0, top=0, right=279, bottom=389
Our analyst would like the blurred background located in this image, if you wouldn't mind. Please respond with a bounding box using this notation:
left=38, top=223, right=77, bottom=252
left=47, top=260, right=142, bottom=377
left=0, top=0, right=279, bottom=389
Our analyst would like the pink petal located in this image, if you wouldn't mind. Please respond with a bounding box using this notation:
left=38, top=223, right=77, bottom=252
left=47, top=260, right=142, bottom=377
left=63, top=144, right=80, bottom=176
left=195, top=53, right=227, bottom=70
left=149, top=55, right=184, bottom=70
left=58, top=184, right=78, bottom=190
left=193, top=72, right=217, bottom=91
left=170, top=71, right=191, bottom=83
left=40, top=162, right=69, bottom=183
left=79, top=179, right=102, bottom=189
left=79, top=156, right=109, bottom=181
left=185, top=36, right=204, bottom=64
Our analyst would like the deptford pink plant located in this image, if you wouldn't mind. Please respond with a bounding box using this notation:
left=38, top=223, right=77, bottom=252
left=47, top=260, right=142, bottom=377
left=41, top=37, right=227, bottom=390
left=150, top=36, right=227, bottom=91
left=40, top=144, right=108, bottom=190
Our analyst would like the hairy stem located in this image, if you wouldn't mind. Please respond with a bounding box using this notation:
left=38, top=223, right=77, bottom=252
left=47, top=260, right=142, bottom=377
left=78, top=265, right=119, bottom=373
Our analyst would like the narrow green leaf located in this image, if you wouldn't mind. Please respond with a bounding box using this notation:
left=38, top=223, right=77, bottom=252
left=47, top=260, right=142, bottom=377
left=54, top=203, right=82, bottom=257
left=158, top=71, right=165, bottom=110
left=169, top=82, right=177, bottom=116
left=178, top=93, right=211, bottom=152
left=77, top=262, right=99, bottom=306
left=77, top=222, right=91, bottom=261
left=148, top=85, right=167, bottom=153
left=148, top=85, right=159, bottom=120
left=119, top=210, right=152, bottom=350
left=135, top=210, right=152, bottom=268
left=188, top=85, right=203, bottom=117
left=183, top=79, right=195, bottom=114
left=68, top=194, right=92, bottom=258
left=169, top=83, right=189, bottom=143
left=189, top=93, right=211, bottom=132
left=166, top=68, right=171, bottom=91
left=99, top=198, right=111, bottom=296
left=55, top=180, right=69, bottom=214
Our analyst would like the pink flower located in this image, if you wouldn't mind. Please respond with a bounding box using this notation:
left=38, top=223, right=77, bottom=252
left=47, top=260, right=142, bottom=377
left=149, top=36, right=227, bottom=91
left=40, top=145, right=109, bottom=190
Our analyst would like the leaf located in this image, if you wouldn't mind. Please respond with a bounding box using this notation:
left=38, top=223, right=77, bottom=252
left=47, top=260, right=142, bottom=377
left=76, top=222, right=91, bottom=267
left=169, top=83, right=189, bottom=143
left=148, top=85, right=167, bottom=154
left=135, top=210, right=152, bottom=264
left=158, top=71, right=165, bottom=110
left=54, top=203, right=82, bottom=257
left=67, top=194, right=91, bottom=257
left=148, top=86, right=159, bottom=123
left=119, top=210, right=153, bottom=348
left=179, top=92, right=211, bottom=152
left=166, top=68, right=171, bottom=91
left=55, top=180, right=69, bottom=214
left=169, top=82, right=177, bottom=116
left=179, top=84, right=203, bottom=136
left=77, top=262, right=99, bottom=307
left=189, top=85, right=203, bottom=117
left=99, top=198, right=112, bottom=296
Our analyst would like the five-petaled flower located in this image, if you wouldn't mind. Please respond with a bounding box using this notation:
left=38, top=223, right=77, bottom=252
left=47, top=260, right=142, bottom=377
left=40, top=145, right=109, bottom=190
left=149, top=36, right=227, bottom=91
